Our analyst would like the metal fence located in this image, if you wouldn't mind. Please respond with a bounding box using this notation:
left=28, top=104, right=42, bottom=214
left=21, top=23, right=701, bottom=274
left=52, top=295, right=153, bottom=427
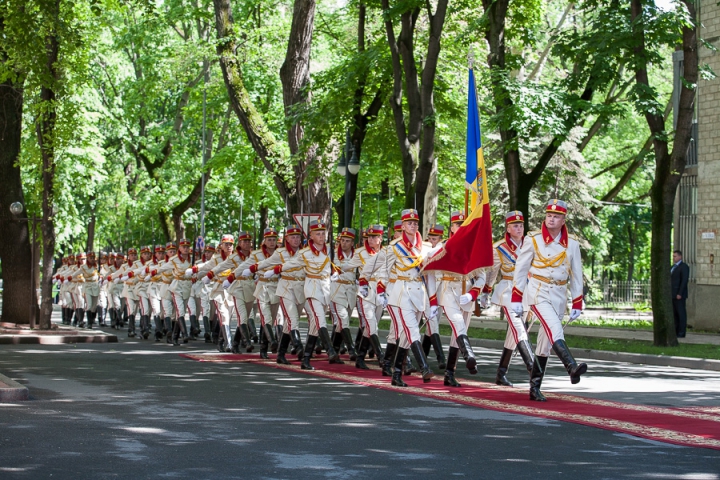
left=588, top=280, right=651, bottom=307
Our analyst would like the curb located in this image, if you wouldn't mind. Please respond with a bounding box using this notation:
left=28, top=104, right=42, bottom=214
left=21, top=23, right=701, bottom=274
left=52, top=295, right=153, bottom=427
left=0, top=373, right=29, bottom=402
left=0, top=333, right=118, bottom=345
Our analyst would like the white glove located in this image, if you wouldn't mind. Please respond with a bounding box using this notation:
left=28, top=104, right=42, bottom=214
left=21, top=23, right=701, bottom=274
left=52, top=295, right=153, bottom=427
left=120, top=275, right=129, bottom=282
left=330, top=272, right=339, bottom=281
left=222, top=279, right=231, bottom=289
left=63, top=279, right=69, bottom=285
left=378, top=293, right=388, bottom=308
left=201, top=275, right=211, bottom=285
left=242, top=268, right=252, bottom=278
left=113, top=278, right=119, bottom=284
left=511, top=302, right=523, bottom=318
left=569, top=309, right=582, bottom=321
left=458, top=293, right=473, bottom=305
left=479, top=293, right=489, bottom=309
left=185, top=268, right=193, bottom=277
left=144, top=275, right=151, bottom=282
left=429, top=305, right=439, bottom=319
left=359, top=285, right=369, bottom=297
left=263, top=269, right=275, bottom=279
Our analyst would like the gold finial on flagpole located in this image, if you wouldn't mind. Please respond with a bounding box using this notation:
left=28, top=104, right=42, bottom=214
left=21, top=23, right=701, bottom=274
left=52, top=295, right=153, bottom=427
left=468, top=46, right=475, bottom=69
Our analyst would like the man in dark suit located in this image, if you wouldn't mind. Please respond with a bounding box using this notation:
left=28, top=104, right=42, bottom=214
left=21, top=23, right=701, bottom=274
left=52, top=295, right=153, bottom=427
left=671, top=250, right=690, bottom=338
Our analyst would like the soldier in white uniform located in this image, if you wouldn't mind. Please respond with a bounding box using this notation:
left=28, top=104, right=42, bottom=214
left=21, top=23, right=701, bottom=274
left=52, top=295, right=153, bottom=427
left=341, top=225, right=387, bottom=370
left=116, top=248, right=141, bottom=337
left=151, top=239, right=193, bottom=346
left=192, top=245, right=215, bottom=342
left=379, top=220, right=406, bottom=376
left=106, top=253, right=125, bottom=329
left=129, top=246, right=153, bottom=339
left=145, top=245, right=166, bottom=341
left=483, top=211, right=536, bottom=386
left=422, top=224, right=447, bottom=369
left=159, top=242, right=178, bottom=342
left=247, top=225, right=305, bottom=362
left=273, top=220, right=340, bottom=370
left=80, top=252, right=101, bottom=329
left=237, top=228, right=281, bottom=355
left=384, top=209, right=439, bottom=386
left=220, top=233, right=256, bottom=351
left=511, top=199, right=586, bottom=402
left=67, top=252, right=88, bottom=328
left=54, top=256, right=72, bottom=325
left=328, top=227, right=361, bottom=363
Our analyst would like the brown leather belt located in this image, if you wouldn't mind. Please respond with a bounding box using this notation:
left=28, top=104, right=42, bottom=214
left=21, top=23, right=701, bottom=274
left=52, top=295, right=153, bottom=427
left=281, top=275, right=304, bottom=281
left=335, top=280, right=354, bottom=285
left=259, top=277, right=278, bottom=283
left=396, top=275, right=422, bottom=282
left=440, top=276, right=462, bottom=282
left=502, top=275, right=513, bottom=281
left=306, top=274, right=328, bottom=280
left=530, top=273, right=567, bottom=285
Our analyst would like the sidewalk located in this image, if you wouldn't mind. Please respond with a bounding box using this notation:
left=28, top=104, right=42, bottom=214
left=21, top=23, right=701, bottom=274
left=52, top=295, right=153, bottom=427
left=0, top=306, right=118, bottom=345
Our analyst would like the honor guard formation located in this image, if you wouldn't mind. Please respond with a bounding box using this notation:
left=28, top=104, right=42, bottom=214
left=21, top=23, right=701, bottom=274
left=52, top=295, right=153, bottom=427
left=53, top=199, right=586, bottom=401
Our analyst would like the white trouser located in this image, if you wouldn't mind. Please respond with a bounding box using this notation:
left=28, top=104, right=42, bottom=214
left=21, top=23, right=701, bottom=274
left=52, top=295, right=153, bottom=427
left=304, top=298, right=328, bottom=336
left=330, top=302, right=354, bottom=333
left=98, top=290, right=107, bottom=309
left=441, top=303, right=471, bottom=348
left=170, top=292, right=187, bottom=320
left=110, top=291, right=121, bottom=310
left=256, top=300, right=279, bottom=328
left=125, top=295, right=138, bottom=316
left=531, top=303, right=564, bottom=357
left=138, top=295, right=150, bottom=317
left=500, top=305, right=529, bottom=349
left=279, top=297, right=304, bottom=333
left=231, top=296, right=253, bottom=326
left=356, top=298, right=382, bottom=337
left=387, top=306, right=422, bottom=349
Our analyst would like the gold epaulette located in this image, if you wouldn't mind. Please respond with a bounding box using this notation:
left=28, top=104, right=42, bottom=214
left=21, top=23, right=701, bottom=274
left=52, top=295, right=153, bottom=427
left=569, top=233, right=578, bottom=241
left=493, top=239, right=505, bottom=248
left=389, top=238, right=401, bottom=246
left=527, top=231, right=541, bottom=238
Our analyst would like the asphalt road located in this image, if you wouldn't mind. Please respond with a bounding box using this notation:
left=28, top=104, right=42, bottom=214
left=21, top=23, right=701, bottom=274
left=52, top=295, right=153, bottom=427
left=1, top=334, right=719, bottom=479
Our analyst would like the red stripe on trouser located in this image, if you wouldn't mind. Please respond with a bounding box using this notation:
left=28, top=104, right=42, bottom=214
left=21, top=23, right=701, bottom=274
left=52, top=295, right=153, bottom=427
left=332, top=303, right=344, bottom=330
left=256, top=300, right=266, bottom=326
left=386, top=306, right=400, bottom=341
left=358, top=300, right=369, bottom=330
left=214, top=300, right=226, bottom=326
left=531, top=305, right=554, bottom=345
left=307, top=300, right=321, bottom=331
left=502, top=306, right=519, bottom=344
left=171, top=293, right=182, bottom=320
left=425, top=315, right=433, bottom=335
left=233, top=298, right=244, bottom=325
left=442, top=306, right=458, bottom=340
left=279, top=299, right=293, bottom=331
left=397, top=308, right=412, bottom=345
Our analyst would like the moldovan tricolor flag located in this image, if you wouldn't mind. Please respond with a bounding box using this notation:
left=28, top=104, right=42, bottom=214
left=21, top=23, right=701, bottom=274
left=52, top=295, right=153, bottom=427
left=424, top=68, right=494, bottom=276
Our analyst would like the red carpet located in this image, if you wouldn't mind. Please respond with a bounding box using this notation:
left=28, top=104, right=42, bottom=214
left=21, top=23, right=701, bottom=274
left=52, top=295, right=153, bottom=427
left=180, top=352, right=720, bottom=451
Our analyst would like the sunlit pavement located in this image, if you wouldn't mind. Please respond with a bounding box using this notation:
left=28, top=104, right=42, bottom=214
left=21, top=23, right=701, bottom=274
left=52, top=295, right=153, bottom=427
left=1, top=333, right=719, bottom=479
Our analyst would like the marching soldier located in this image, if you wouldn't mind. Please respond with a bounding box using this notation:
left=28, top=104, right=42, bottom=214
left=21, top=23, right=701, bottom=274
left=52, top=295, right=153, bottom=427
left=511, top=199, right=586, bottom=402
left=151, top=239, right=193, bottom=346
left=483, top=211, right=536, bottom=386
left=189, top=244, right=215, bottom=341
left=67, top=252, right=88, bottom=328
left=54, top=256, right=72, bottom=325
left=271, top=220, right=340, bottom=370
left=106, top=253, right=125, bottom=329
left=384, top=209, right=438, bottom=386
left=158, top=242, right=178, bottom=342
left=115, top=248, right=140, bottom=337
left=190, top=234, right=236, bottom=351
left=328, top=227, right=360, bottom=363
left=237, top=228, right=281, bottom=356
left=341, top=225, right=387, bottom=370
left=223, top=233, right=255, bottom=351
left=97, top=252, right=109, bottom=326
left=422, top=224, right=447, bottom=369
left=246, top=225, right=305, bottom=362
left=80, top=252, right=101, bottom=329
left=128, top=246, right=153, bottom=339
left=147, top=245, right=166, bottom=341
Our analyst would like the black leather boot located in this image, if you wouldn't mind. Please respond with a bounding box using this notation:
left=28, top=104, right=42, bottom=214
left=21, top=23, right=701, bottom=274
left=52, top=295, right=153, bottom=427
left=85, top=310, right=93, bottom=329
left=262, top=324, right=278, bottom=354
left=259, top=327, right=269, bottom=359
left=98, top=307, right=106, bottom=326
left=369, top=334, right=384, bottom=364
left=403, top=356, right=417, bottom=376
left=496, top=348, right=514, bottom=386
left=291, top=330, right=304, bottom=361
left=430, top=333, right=446, bottom=369
left=276, top=333, right=292, bottom=365
left=178, top=317, right=190, bottom=344
left=240, top=324, right=255, bottom=352
left=530, top=356, right=548, bottom=401
left=354, top=326, right=364, bottom=352
left=391, top=347, right=408, bottom=387
left=78, top=309, right=86, bottom=328
left=301, top=335, right=317, bottom=370
left=154, top=316, right=164, bottom=341
left=422, top=335, right=432, bottom=356
left=231, top=327, right=242, bottom=354
left=189, top=315, right=199, bottom=340
left=332, top=328, right=344, bottom=356
left=172, top=320, right=181, bottom=346
left=142, top=315, right=151, bottom=339
left=517, top=339, right=535, bottom=373
left=355, top=337, right=370, bottom=370
left=444, top=346, right=461, bottom=387
left=203, top=316, right=212, bottom=343
left=122, top=306, right=128, bottom=327
left=247, top=317, right=259, bottom=343
left=382, top=342, right=397, bottom=377
left=457, top=334, right=477, bottom=374
left=552, top=339, right=587, bottom=384
left=165, top=317, right=173, bottom=343
left=410, top=340, right=433, bottom=383
left=342, top=328, right=357, bottom=361
left=127, top=314, right=136, bottom=337
left=319, top=327, right=341, bottom=363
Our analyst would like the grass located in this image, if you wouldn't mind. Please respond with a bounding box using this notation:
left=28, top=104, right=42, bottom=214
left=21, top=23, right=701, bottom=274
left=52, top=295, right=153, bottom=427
left=346, top=317, right=720, bottom=360
left=571, top=318, right=654, bottom=330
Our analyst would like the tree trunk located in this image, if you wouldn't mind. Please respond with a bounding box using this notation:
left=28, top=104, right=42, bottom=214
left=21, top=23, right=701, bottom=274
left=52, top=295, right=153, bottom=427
left=630, top=0, right=697, bottom=346
left=86, top=194, right=96, bottom=252
left=37, top=1, right=60, bottom=330
left=0, top=70, right=35, bottom=324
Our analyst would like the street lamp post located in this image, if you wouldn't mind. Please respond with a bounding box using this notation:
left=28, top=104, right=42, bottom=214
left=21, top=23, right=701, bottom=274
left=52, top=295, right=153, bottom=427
left=335, top=131, right=361, bottom=229
left=9, top=201, right=40, bottom=329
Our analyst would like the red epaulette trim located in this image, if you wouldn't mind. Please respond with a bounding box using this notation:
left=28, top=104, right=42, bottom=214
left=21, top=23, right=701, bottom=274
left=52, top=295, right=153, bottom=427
left=511, top=286, right=524, bottom=303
